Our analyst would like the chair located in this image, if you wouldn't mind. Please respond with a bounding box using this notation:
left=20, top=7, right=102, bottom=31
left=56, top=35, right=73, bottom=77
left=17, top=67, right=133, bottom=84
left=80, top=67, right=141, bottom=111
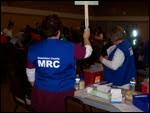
left=65, top=96, right=92, bottom=112
left=8, top=66, right=32, bottom=112
left=8, top=48, right=33, bottom=112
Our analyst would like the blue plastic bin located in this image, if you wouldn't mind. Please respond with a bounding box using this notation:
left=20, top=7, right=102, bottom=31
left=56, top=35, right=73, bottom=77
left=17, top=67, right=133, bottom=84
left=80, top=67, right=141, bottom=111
left=133, top=94, right=149, bottom=112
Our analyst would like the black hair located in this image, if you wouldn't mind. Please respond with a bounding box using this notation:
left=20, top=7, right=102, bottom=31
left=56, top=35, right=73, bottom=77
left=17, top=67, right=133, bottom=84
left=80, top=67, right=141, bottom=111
left=8, top=21, right=14, bottom=26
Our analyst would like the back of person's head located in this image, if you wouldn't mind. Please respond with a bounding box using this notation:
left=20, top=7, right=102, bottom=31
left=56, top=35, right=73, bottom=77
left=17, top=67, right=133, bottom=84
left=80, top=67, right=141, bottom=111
left=7, top=21, right=14, bottom=30
left=62, top=27, right=69, bottom=36
left=127, top=24, right=133, bottom=31
left=107, top=26, right=126, bottom=42
left=40, top=14, right=63, bottom=38
left=97, top=26, right=103, bottom=33
left=8, top=21, right=14, bottom=27
left=25, top=25, right=34, bottom=34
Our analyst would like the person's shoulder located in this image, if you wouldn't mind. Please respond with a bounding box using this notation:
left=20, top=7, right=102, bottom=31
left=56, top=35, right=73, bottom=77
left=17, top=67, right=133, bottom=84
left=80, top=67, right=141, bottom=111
left=119, top=40, right=132, bottom=54
left=109, top=45, right=116, bottom=49
left=29, top=41, right=42, bottom=50
left=122, top=40, right=131, bottom=48
left=59, top=40, right=74, bottom=45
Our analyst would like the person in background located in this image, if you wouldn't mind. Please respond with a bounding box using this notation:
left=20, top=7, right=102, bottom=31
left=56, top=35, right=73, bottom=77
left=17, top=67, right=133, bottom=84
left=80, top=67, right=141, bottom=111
left=92, top=26, right=105, bottom=48
left=3, top=21, right=14, bottom=42
left=125, top=24, right=133, bottom=45
left=34, top=22, right=41, bottom=34
left=26, top=14, right=92, bottom=112
left=144, top=40, right=149, bottom=64
left=10, top=29, right=31, bottom=48
left=90, top=26, right=106, bottom=62
left=101, top=38, right=113, bottom=57
left=100, top=26, right=137, bottom=90
left=0, top=32, right=8, bottom=82
left=71, top=27, right=81, bottom=44
left=24, top=25, right=34, bottom=32
left=144, top=40, right=149, bottom=77
left=60, top=27, right=70, bottom=41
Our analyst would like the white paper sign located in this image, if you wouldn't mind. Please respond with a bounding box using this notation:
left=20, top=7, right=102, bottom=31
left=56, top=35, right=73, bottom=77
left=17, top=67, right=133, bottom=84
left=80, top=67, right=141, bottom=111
left=75, top=1, right=99, bottom=5
left=75, top=1, right=99, bottom=30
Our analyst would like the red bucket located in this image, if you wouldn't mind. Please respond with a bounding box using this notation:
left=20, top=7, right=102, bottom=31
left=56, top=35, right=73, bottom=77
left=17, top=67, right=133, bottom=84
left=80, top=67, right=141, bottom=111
left=84, top=70, right=103, bottom=87
left=141, top=79, right=149, bottom=94
left=142, top=83, right=149, bottom=94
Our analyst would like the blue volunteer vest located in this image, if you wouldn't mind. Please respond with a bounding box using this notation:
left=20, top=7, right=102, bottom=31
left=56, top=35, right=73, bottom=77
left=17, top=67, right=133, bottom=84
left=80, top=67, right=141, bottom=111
left=104, top=39, right=137, bottom=86
left=28, top=39, right=76, bottom=92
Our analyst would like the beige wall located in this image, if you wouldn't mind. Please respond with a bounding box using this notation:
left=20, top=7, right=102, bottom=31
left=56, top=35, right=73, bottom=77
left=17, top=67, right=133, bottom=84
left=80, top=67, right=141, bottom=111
left=137, top=22, right=149, bottom=42
left=1, top=12, right=83, bottom=37
left=1, top=6, right=149, bottom=42
left=1, top=13, right=44, bottom=36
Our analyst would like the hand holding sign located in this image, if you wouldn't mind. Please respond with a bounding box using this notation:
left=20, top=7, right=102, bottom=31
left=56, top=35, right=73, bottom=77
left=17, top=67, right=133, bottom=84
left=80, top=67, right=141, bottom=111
left=83, top=28, right=90, bottom=40
left=75, top=1, right=99, bottom=30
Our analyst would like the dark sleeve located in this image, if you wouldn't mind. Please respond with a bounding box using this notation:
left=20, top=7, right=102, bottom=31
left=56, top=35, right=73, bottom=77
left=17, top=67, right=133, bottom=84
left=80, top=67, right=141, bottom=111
left=74, top=44, right=86, bottom=60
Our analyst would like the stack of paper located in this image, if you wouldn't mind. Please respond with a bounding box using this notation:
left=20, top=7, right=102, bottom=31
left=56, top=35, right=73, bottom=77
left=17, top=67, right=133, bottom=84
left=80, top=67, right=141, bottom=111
left=74, top=89, right=91, bottom=98
left=91, top=89, right=111, bottom=100
left=111, top=89, right=122, bottom=103
left=97, top=85, right=111, bottom=93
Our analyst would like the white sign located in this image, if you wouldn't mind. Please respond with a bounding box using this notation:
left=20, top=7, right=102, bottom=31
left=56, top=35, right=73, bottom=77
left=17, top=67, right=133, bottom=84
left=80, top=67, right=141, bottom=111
left=75, top=1, right=99, bottom=30
left=75, top=1, right=99, bottom=5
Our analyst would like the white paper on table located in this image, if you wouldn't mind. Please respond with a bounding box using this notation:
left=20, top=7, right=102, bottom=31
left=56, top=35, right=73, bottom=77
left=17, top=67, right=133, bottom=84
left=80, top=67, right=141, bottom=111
left=112, top=103, right=143, bottom=112
left=111, top=94, right=122, bottom=102
left=111, top=89, right=121, bottom=94
left=97, top=85, right=111, bottom=93
left=74, top=89, right=91, bottom=98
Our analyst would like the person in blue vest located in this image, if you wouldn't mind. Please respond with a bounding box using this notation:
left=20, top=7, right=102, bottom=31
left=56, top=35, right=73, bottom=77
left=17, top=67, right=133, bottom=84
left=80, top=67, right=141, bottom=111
left=100, top=26, right=137, bottom=90
left=26, top=14, right=92, bottom=112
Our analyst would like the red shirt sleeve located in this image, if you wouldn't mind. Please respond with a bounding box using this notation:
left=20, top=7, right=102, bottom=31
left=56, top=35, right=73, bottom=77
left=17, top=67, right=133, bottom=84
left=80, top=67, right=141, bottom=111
left=74, top=44, right=86, bottom=60
left=26, top=57, right=35, bottom=69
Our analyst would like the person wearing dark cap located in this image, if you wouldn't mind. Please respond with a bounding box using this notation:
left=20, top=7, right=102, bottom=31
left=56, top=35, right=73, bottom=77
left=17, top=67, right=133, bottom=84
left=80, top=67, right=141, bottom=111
left=26, top=14, right=92, bottom=112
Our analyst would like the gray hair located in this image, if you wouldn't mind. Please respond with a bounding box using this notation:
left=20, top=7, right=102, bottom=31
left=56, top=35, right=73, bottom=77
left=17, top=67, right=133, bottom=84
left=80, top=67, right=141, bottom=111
left=107, top=26, right=126, bottom=42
